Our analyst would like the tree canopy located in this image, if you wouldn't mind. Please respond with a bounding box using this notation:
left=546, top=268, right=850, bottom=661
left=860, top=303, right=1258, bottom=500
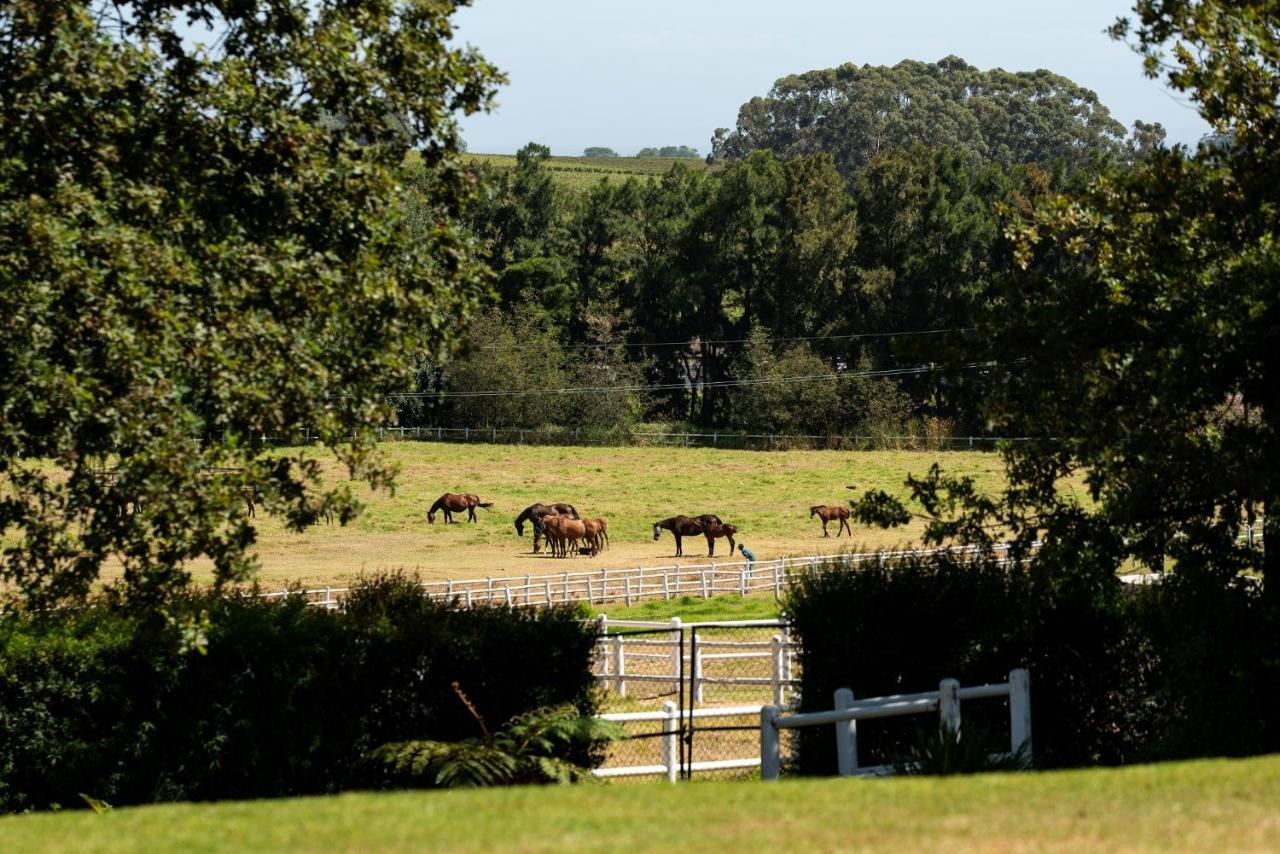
left=711, top=56, right=1155, bottom=178
left=0, top=1, right=501, bottom=606
left=854, top=0, right=1278, bottom=591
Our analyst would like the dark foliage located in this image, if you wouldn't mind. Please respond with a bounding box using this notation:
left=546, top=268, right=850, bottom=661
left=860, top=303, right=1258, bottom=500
left=785, top=554, right=1277, bottom=775
left=0, top=575, right=598, bottom=812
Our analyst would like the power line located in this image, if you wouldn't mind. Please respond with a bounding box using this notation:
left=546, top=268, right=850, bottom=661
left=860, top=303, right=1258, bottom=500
left=475, top=327, right=976, bottom=352
left=390, top=361, right=999, bottom=400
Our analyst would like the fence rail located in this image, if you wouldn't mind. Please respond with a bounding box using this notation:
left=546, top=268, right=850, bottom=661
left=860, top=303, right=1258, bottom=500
left=759, top=669, right=1032, bottom=780
left=371, top=425, right=1031, bottom=452
left=260, top=543, right=1026, bottom=611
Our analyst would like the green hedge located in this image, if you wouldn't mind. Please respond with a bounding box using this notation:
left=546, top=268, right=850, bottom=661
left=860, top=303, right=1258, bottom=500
left=0, top=575, right=598, bottom=812
left=785, top=555, right=1278, bottom=774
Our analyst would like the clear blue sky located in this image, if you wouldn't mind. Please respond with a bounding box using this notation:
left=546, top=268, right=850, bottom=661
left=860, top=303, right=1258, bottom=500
left=453, top=0, right=1209, bottom=156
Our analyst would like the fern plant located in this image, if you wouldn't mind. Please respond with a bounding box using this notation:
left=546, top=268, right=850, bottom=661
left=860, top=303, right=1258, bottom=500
left=355, top=683, right=623, bottom=789
left=891, top=721, right=1031, bottom=776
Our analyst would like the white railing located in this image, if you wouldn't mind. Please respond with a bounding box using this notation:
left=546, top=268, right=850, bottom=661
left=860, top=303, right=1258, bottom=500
left=759, top=669, right=1032, bottom=780
left=592, top=617, right=798, bottom=706
left=260, top=543, right=1026, bottom=611
left=594, top=702, right=770, bottom=782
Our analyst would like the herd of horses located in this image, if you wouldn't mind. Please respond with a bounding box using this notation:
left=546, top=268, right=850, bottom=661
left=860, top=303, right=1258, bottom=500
left=427, top=492, right=857, bottom=558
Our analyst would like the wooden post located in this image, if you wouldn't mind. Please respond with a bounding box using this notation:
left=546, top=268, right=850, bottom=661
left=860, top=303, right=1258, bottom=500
left=586, top=578, right=594, bottom=604
left=760, top=705, right=782, bottom=781
left=939, top=678, right=961, bottom=737
left=543, top=580, right=552, bottom=605
left=740, top=568, right=748, bottom=597
left=563, top=571, right=570, bottom=602
left=661, top=701, right=678, bottom=783
left=524, top=574, right=531, bottom=605
left=773, top=560, right=781, bottom=601
left=663, top=570, right=671, bottom=601
left=699, top=569, right=709, bottom=599
left=486, top=576, right=493, bottom=602
left=464, top=588, right=473, bottom=609
left=503, top=585, right=512, bottom=606
left=834, top=687, right=857, bottom=776
left=612, top=635, right=626, bottom=697
left=693, top=644, right=704, bottom=705
left=1009, top=668, right=1032, bottom=761
left=770, top=635, right=785, bottom=706
left=669, top=617, right=682, bottom=696
left=624, top=574, right=632, bottom=607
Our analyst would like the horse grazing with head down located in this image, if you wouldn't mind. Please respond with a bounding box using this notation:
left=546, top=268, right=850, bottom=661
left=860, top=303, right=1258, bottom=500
left=427, top=493, right=493, bottom=524
left=809, top=505, right=852, bottom=537
left=514, top=502, right=580, bottom=553
left=540, top=514, right=587, bottom=558
left=653, top=514, right=726, bottom=557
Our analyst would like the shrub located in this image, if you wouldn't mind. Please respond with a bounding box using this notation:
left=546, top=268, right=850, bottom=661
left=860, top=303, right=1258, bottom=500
left=0, top=575, right=599, bottom=812
left=784, top=552, right=1280, bottom=775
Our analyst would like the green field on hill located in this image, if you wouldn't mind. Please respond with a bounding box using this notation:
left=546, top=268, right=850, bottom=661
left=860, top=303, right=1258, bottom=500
left=140, top=441, right=1026, bottom=589
left=463, top=152, right=715, bottom=190
left=3, top=755, right=1276, bottom=852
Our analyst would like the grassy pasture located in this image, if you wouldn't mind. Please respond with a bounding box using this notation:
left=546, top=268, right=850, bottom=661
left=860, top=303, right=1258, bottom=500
left=463, top=152, right=715, bottom=191
left=3, top=755, right=1276, bottom=852
left=157, top=442, right=1022, bottom=589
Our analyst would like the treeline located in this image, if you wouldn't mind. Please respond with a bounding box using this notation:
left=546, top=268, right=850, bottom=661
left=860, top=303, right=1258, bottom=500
left=406, top=58, right=1159, bottom=436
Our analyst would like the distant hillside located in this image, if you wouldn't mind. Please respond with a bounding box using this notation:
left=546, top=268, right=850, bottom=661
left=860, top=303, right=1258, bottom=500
left=463, top=152, right=715, bottom=191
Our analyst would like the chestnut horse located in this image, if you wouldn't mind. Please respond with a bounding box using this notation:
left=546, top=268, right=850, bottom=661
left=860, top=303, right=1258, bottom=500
left=541, top=514, right=587, bottom=557
left=514, top=502, right=580, bottom=553
left=652, top=514, right=725, bottom=557
left=583, top=518, right=609, bottom=553
left=427, top=492, right=493, bottom=524
left=809, top=505, right=852, bottom=537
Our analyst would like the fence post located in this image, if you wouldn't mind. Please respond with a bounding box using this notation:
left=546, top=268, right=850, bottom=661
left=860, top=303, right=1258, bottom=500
left=760, top=705, right=782, bottom=781
left=661, top=701, right=679, bottom=783
left=781, top=625, right=793, bottom=682
left=692, top=643, right=704, bottom=705
left=586, top=577, right=594, bottom=604
left=324, top=586, right=332, bottom=609
left=563, top=571, right=570, bottom=602
left=446, top=579, right=453, bottom=599
left=624, top=574, right=632, bottom=607
left=543, top=580, right=553, bottom=605
left=503, top=585, right=512, bottom=606
left=464, top=588, right=473, bottom=609
left=524, top=574, right=531, bottom=605
left=739, top=568, right=748, bottom=597
left=669, top=617, right=682, bottom=696
left=1009, top=668, right=1032, bottom=760
left=773, top=560, right=781, bottom=601
left=939, top=678, right=961, bottom=736
left=699, top=569, right=709, bottom=600
left=834, top=687, right=857, bottom=776
left=770, top=635, right=785, bottom=706
left=662, top=570, right=671, bottom=601
left=612, top=635, right=626, bottom=697
left=486, top=576, right=493, bottom=603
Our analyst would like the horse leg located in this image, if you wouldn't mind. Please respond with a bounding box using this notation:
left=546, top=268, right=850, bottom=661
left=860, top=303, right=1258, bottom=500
left=822, top=518, right=830, bottom=537
left=727, top=534, right=736, bottom=556
left=840, top=518, right=851, bottom=537
left=674, top=533, right=682, bottom=557
left=706, top=534, right=715, bottom=557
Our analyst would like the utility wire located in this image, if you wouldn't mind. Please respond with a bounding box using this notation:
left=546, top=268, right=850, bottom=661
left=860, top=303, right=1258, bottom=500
left=390, top=361, right=999, bottom=400
left=475, top=327, right=976, bottom=352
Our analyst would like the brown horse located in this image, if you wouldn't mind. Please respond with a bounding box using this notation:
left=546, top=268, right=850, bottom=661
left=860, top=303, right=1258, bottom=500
left=542, top=514, right=587, bottom=557
left=514, top=502, right=580, bottom=553
left=702, top=521, right=738, bottom=557
left=428, top=493, right=493, bottom=524
left=653, top=514, right=725, bottom=557
left=810, top=505, right=852, bottom=537
left=583, top=518, right=608, bottom=553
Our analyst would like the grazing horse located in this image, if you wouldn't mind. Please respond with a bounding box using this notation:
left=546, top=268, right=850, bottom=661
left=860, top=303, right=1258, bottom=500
left=809, top=505, right=853, bottom=538
left=701, top=521, right=738, bottom=557
left=582, top=518, right=608, bottom=554
left=653, top=514, right=723, bottom=557
left=541, top=514, right=587, bottom=557
left=427, top=493, right=493, bottom=524
left=584, top=517, right=609, bottom=550
left=514, top=502, right=580, bottom=553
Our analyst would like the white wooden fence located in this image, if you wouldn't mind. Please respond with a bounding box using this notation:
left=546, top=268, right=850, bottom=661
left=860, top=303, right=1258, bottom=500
left=260, top=543, right=1023, bottom=611
left=759, top=669, right=1032, bottom=780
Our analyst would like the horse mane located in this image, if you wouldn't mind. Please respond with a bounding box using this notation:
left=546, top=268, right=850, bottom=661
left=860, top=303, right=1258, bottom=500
left=429, top=495, right=446, bottom=513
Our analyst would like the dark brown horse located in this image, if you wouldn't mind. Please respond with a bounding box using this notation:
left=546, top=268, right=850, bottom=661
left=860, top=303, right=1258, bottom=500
left=515, top=502, right=580, bottom=553
left=428, top=493, right=493, bottom=524
left=653, top=514, right=726, bottom=557
left=701, top=520, right=738, bottom=557
left=810, top=505, right=852, bottom=537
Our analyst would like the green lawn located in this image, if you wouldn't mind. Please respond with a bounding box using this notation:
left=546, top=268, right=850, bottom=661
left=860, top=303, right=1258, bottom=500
left=590, top=592, right=783, bottom=624
left=3, top=756, right=1277, bottom=852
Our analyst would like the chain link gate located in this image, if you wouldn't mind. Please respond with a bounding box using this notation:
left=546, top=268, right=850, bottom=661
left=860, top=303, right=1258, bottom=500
left=682, top=621, right=796, bottom=780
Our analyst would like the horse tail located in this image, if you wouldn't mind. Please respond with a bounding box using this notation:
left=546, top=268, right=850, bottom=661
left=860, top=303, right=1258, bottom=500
left=477, top=501, right=493, bottom=508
